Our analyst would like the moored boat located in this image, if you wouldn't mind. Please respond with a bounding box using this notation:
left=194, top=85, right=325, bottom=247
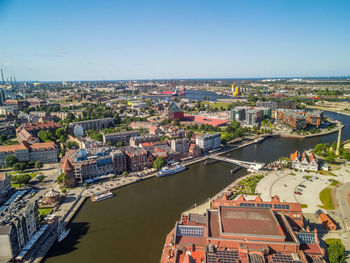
left=58, top=227, right=70, bottom=242
left=91, top=191, right=114, bottom=202
left=157, top=164, right=186, bottom=177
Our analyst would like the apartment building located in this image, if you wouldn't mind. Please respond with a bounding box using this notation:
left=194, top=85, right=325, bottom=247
left=16, top=121, right=61, bottom=143
left=0, top=191, right=39, bottom=262
left=0, top=173, right=11, bottom=204
left=195, top=133, right=221, bottom=152
left=102, top=131, right=140, bottom=145
left=0, top=141, right=59, bottom=166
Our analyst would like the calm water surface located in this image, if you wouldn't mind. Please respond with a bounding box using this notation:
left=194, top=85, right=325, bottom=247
left=45, top=112, right=350, bottom=263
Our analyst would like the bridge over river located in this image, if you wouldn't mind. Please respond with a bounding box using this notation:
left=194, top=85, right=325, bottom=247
left=206, top=155, right=265, bottom=171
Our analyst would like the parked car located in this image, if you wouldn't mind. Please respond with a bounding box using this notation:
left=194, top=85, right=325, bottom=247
left=295, top=191, right=302, bottom=195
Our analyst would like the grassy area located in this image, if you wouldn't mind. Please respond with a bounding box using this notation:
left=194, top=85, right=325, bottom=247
left=229, top=175, right=264, bottom=198
left=38, top=208, right=53, bottom=217
left=325, top=238, right=341, bottom=246
left=318, top=170, right=337, bottom=176
left=202, top=101, right=232, bottom=110
left=319, top=187, right=335, bottom=210
left=301, top=204, right=308, bottom=208
left=330, top=180, right=340, bottom=186
left=9, top=172, right=39, bottom=188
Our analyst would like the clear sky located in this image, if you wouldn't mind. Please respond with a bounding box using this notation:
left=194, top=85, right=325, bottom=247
left=0, top=0, right=349, bottom=81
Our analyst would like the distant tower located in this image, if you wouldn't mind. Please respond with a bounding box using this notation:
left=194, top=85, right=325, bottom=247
left=336, top=126, right=342, bottom=157
left=1, top=69, right=4, bottom=85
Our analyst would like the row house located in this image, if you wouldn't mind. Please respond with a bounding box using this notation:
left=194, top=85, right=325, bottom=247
left=290, top=151, right=319, bottom=171
left=0, top=141, right=59, bottom=166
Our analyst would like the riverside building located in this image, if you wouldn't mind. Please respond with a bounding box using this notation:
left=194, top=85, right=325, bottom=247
left=64, top=147, right=127, bottom=184
left=0, top=191, right=39, bottom=262
left=161, top=195, right=325, bottom=263
left=195, top=133, right=221, bottom=152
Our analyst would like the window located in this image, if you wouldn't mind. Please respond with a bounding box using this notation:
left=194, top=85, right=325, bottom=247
left=297, top=232, right=316, bottom=244
left=240, top=203, right=255, bottom=207
left=257, top=203, right=272, bottom=208
left=273, top=204, right=290, bottom=210
left=176, top=225, right=204, bottom=237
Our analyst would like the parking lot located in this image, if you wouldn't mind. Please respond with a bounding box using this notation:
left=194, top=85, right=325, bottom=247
left=256, top=168, right=349, bottom=213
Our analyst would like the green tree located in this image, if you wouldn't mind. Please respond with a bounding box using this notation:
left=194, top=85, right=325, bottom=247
left=66, top=141, right=79, bottom=149
left=38, top=130, right=55, bottom=142
left=173, top=119, right=180, bottom=126
left=153, top=156, right=167, bottom=170
left=122, top=171, right=128, bottom=177
left=36, top=175, right=45, bottom=182
left=11, top=174, right=31, bottom=187
left=35, top=161, right=43, bottom=169
left=5, top=155, right=18, bottom=167
left=328, top=239, right=345, bottom=263
left=13, top=162, right=27, bottom=172
left=57, top=172, right=69, bottom=185
left=116, top=142, right=124, bottom=147
left=55, top=127, right=66, bottom=139
left=325, top=151, right=337, bottom=163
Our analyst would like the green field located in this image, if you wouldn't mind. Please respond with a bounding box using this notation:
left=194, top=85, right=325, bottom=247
left=319, top=187, right=334, bottom=210
left=39, top=208, right=53, bottom=217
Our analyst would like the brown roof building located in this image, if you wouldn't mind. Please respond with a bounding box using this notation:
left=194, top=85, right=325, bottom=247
left=16, top=121, right=61, bottom=143
left=161, top=196, right=325, bottom=263
left=0, top=141, right=58, bottom=166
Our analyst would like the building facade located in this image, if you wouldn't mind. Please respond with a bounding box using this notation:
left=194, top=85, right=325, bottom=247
left=0, top=192, right=39, bottom=262
left=124, top=147, right=148, bottom=172
left=0, top=142, right=59, bottom=166
left=16, top=121, right=61, bottom=143
left=290, top=151, right=319, bottom=171
left=72, top=118, right=114, bottom=135
left=0, top=173, right=11, bottom=204
left=195, top=133, right=221, bottom=152
left=102, top=131, right=140, bottom=145
left=161, top=195, right=325, bottom=263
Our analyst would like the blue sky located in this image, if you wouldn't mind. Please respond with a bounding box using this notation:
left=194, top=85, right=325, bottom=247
left=0, top=0, right=349, bottom=81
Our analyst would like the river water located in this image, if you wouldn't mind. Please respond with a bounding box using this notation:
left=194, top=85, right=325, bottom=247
left=45, top=111, right=350, bottom=263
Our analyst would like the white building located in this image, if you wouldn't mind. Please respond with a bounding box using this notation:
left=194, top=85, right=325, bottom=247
left=73, top=124, right=84, bottom=137
left=195, top=133, right=221, bottom=152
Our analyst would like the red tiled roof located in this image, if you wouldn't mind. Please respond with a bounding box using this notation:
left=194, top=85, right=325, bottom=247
left=62, top=159, right=74, bottom=171
left=0, top=143, right=28, bottom=153
left=300, top=243, right=323, bottom=255
left=0, top=142, right=56, bottom=153
left=27, top=142, right=56, bottom=151
left=18, top=121, right=61, bottom=131
left=290, top=151, right=299, bottom=161
left=184, top=115, right=228, bottom=127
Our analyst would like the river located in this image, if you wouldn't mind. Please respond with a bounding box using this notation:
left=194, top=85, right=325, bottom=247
left=44, top=111, right=350, bottom=263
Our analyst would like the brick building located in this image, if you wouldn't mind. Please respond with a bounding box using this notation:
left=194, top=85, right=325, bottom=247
left=161, top=195, right=325, bottom=263
left=124, top=147, right=148, bottom=172
left=16, top=121, right=61, bottom=143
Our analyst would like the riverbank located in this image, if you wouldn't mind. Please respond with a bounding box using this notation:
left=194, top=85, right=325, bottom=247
left=308, top=103, right=350, bottom=117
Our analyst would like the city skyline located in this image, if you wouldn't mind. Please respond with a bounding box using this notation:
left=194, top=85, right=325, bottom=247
left=1, top=0, right=350, bottom=81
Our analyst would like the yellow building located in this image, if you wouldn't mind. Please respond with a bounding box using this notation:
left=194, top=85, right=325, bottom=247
left=232, top=85, right=240, bottom=96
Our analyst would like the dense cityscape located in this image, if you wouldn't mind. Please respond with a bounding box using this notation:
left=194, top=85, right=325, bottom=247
left=1, top=0, right=350, bottom=263
left=0, top=76, right=349, bottom=263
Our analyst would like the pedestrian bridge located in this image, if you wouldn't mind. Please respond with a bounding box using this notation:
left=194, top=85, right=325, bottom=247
left=207, top=155, right=265, bottom=171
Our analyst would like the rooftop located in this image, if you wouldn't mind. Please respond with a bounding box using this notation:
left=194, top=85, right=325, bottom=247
left=218, top=206, right=284, bottom=238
